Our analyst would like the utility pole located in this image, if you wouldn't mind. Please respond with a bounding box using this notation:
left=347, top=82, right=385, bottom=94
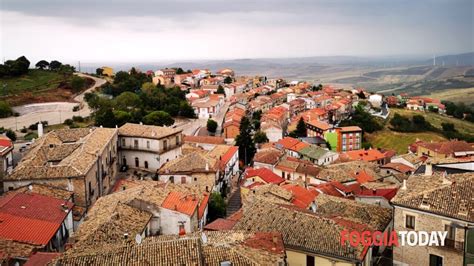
left=78, top=61, right=81, bottom=72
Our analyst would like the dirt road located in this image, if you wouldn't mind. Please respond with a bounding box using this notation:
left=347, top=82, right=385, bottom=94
left=0, top=73, right=106, bottom=130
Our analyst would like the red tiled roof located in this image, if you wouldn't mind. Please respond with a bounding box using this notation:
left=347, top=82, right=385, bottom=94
left=203, top=218, right=237, bottom=231
left=198, top=194, right=210, bottom=220
left=243, top=232, right=285, bottom=255
left=339, top=126, right=362, bottom=132
left=313, top=182, right=344, bottom=197
left=245, top=168, right=284, bottom=185
left=227, top=208, right=243, bottom=221
left=0, top=193, right=73, bottom=224
left=281, top=184, right=319, bottom=209
left=355, top=188, right=398, bottom=201
left=220, top=146, right=238, bottom=169
left=161, top=191, right=199, bottom=217
left=381, top=163, right=414, bottom=174
left=307, top=120, right=331, bottom=131
left=351, top=170, right=375, bottom=183
left=276, top=137, right=300, bottom=150
left=184, top=135, right=225, bottom=145
left=0, top=213, right=60, bottom=245
left=24, top=252, right=60, bottom=266
left=343, top=149, right=385, bottom=162
left=0, top=137, right=12, bottom=149
left=417, top=140, right=473, bottom=155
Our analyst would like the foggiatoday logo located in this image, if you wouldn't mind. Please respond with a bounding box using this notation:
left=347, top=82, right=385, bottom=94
left=340, top=230, right=448, bottom=247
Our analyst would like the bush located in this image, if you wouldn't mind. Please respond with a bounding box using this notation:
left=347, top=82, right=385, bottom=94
left=73, top=105, right=80, bottom=112
left=5, top=129, right=16, bottom=141
left=28, top=121, right=48, bottom=130
left=207, top=119, right=218, bottom=133
left=72, top=115, right=84, bottom=122
left=207, top=192, right=227, bottom=223
left=64, top=119, right=74, bottom=126
left=0, top=101, right=13, bottom=118
left=20, top=127, right=27, bottom=133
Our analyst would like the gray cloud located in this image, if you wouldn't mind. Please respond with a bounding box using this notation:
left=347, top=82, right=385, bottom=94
left=1, top=0, right=472, bottom=62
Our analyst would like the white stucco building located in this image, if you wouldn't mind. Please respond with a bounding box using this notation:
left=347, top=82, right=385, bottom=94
left=118, top=123, right=183, bottom=172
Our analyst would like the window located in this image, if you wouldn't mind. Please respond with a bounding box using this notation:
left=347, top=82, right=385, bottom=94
left=121, top=138, right=125, bottom=147
left=445, top=224, right=456, bottom=248
left=306, top=255, right=315, bottom=266
left=406, top=215, right=415, bottom=229
left=163, top=140, right=168, bottom=151
left=181, top=176, right=186, bottom=184
left=134, top=140, right=139, bottom=149
left=146, top=141, right=150, bottom=149
left=429, top=254, right=443, bottom=266
left=176, top=136, right=180, bottom=145
left=144, top=161, right=149, bottom=169
left=135, top=157, right=139, bottom=167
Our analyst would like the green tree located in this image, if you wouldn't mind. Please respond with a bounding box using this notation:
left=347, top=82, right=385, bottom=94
left=216, top=85, right=225, bottom=95
left=294, top=117, right=307, bottom=137
left=96, top=68, right=104, bottom=76
left=95, top=108, right=116, bottom=128
left=115, top=92, right=141, bottom=110
left=207, top=119, right=218, bottom=133
left=71, top=76, right=85, bottom=92
left=175, top=67, right=185, bottom=74
left=0, top=101, right=13, bottom=118
left=224, top=76, right=233, bottom=84
left=143, top=111, right=174, bottom=126
left=254, top=131, right=269, bottom=143
left=49, top=60, right=62, bottom=71
left=4, top=56, right=30, bottom=76
left=113, top=110, right=132, bottom=127
left=5, top=129, right=16, bottom=141
left=235, top=116, right=256, bottom=165
left=35, top=60, right=49, bottom=70
left=141, top=82, right=156, bottom=95
left=442, top=123, right=456, bottom=132
left=207, top=192, right=227, bottom=222
left=179, top=102, right=196, bottom=118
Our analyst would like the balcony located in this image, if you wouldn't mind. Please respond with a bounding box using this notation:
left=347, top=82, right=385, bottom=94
left=444, top=239, right=464, bottom=252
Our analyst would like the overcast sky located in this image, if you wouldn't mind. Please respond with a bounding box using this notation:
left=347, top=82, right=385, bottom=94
left=1, top=0, right=473, bottom=63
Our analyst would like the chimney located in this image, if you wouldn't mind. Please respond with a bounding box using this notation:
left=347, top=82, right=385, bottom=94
left=272, top=235, right=278, bottom=245
left=442, top=171, right=451, bottom=185
left=123, top=233, right=129, bottom=240
left=424, top=162, right=432, bottom=176
left=402, top=179, right=407, bottom=190
left=37, top=122, right=44, bottom=138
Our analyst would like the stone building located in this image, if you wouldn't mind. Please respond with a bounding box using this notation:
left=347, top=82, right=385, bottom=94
left=391, top=172, right=474, bottom=266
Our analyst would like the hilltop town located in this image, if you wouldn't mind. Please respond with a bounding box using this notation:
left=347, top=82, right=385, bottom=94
left=0, top=64, right=473, bottom=266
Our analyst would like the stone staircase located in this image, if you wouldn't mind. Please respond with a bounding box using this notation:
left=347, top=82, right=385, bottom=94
left=226, top=186, right=242, bottom=217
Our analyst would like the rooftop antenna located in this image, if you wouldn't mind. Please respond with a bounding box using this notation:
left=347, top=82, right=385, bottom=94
left=135, top=234, right=142, bottom=245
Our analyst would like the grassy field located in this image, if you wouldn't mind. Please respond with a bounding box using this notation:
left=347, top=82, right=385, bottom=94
left=366, top=130, right=446, bottom=154
left=366, top=108, right=473, bottom=154
left=390, top=108, right=474, bottom=135
left=422, top=87, right=474, bottom=106
left=0, top=69, right=68, bottom=95
left=0, top=69, right=79, bottom=106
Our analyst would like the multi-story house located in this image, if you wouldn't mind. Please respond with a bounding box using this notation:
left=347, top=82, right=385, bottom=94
left=0, top=135, right=14, bottom=183
left=118, top=123, right=182, bottom=172
left=4, top=128, right=118, bottom=219
left=391, top=172, right=474, bottom=266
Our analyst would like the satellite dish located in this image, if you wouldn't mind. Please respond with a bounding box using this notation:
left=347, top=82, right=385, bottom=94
left=135, top=234, right=142, bottom=245
left=201, top=232, right=208, bottom=244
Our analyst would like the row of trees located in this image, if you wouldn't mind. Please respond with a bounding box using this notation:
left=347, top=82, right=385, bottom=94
left=0, top=56, right=76, bottom=78
left=443, top=101, right=474, bottom=122
left=0, top=56, right=30, bottom=77
left=389, top=113, right=434, bottom=132
left=86, top=69, right=196, bottom=128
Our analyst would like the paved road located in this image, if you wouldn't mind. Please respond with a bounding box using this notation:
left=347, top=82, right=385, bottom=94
left=0, top=73, right=106, bottom=130
left=174, top=101, right=231, bottom=136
